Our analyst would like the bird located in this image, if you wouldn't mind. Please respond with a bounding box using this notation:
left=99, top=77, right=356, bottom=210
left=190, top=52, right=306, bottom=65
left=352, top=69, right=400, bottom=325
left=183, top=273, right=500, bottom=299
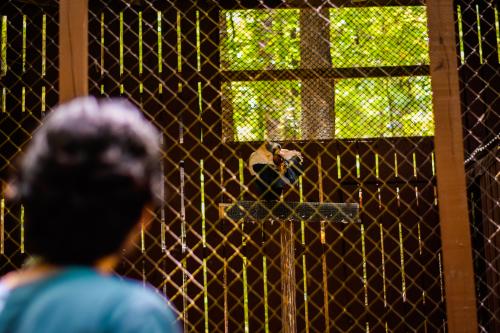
left=249, top=141, right=303, bottom=201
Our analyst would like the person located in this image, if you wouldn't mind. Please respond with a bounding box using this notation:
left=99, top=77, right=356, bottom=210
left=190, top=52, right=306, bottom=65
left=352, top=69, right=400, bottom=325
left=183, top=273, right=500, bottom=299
left=0, top=97, right=180, bottom=333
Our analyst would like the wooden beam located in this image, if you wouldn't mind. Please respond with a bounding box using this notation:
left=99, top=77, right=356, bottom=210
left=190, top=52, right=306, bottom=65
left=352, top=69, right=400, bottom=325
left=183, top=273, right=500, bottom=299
left=59, top=0, right=88, bottom=103
left=217, top=0, right=426, bottom=9
left=221, top=66, right=430, bottom=82
left=426, top=1, right=478, bottom=332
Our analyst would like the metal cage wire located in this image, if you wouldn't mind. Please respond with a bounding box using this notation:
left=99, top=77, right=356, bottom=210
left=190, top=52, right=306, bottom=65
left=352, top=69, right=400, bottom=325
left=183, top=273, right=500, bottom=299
left=0, top=0, right=498, bottom=332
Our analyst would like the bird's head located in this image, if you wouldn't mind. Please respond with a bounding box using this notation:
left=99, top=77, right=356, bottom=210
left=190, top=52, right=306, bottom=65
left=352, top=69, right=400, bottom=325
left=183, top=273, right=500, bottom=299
left=265, top=141, right=281, bottom=154
left=263, top=141, right=287, bottom=169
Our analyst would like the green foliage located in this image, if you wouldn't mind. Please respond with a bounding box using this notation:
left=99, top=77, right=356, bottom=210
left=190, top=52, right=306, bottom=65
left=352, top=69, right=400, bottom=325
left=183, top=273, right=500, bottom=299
left=226, top=77, right=433, bottom=141
left=220, top=7, right=433, bottom=141
left=227, top=80, right=301, bottom=141
left=330, top=7, right=429, bottom=67
left=221, top=9, right=300, bottom=70
left=335, top=76, right=434, bottom=138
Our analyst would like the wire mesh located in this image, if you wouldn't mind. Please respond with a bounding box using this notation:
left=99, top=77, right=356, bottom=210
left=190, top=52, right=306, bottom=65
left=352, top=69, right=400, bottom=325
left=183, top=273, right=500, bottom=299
left=5, top=0, right=495, bottom=332
left=85, top=1, right=446, bottom=331
left=0, top=0, right=58, bottom=273
left=456, top=0, right=500, bottom=332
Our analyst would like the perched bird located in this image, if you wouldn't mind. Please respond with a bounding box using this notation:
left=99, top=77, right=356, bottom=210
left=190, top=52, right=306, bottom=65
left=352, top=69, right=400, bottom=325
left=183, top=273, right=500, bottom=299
left=249, top=142, right=303, bottom=201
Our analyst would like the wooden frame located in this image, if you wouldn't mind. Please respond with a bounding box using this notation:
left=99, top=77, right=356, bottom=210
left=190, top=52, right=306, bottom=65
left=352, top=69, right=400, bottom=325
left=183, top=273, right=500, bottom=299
left=59, top=0, right=88, bottom=102
left=426, top=0, right=478, bottom=332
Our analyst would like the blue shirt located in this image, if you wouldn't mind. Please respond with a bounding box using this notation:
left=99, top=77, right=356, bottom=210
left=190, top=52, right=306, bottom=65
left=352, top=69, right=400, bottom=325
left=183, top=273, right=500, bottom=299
left=0, top=267, right=180, bottom=333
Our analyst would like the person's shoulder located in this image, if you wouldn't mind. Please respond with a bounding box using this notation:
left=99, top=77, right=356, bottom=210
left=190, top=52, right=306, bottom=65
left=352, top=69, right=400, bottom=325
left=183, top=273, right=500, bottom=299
left=104, top=278, right=180, bottom=333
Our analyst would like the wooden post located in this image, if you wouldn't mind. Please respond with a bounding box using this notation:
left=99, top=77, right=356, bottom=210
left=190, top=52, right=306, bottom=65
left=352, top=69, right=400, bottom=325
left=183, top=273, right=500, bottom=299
left=59, top=0, right=88, bottom=103
left=426, top=1, right=478, bottom=332
left=223, top=201, right=359, bottom=333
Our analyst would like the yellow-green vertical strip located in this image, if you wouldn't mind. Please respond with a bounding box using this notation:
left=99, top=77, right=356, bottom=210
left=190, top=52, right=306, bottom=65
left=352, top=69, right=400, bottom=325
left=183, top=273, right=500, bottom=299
left=177, top=11, right=181, bottom=72
left=203, top=257, right=208, bottom=333
left=318, top=155, right=329, bottom=331
left=100, top=12, right=104, bottom=76
left=198, top=82, right=203, bottom=142
left=2, top=88, right=6, bottom=113
left=476, top=4, right=483, bottom=64
left=396, top=187, right=400, bottom=207
left=1, top=16, right=7, bottom=77
left=22, top=15, right=26, bottom=73
left=412, top=152, right=417, bottom=178
left=431, top=152, right=435, bottom=176
left=356, top=154, right=360, bottom=178
left=377, top=187, right=381, bottom=209
left=457, top=5, right=465, bottom=64
left=398, top=222, right=406, bottom=301
left=299, top=175, right=309, bottom=333
left=140, top=221, right=145, bottom=253
left=394, top=153, right=398, bottom=178
left=200, top=158, right=207, bottom=332
left=157, top=10, right=162, bottom=73
left=495, top=7, right=500, bottom=62
left=243, top=255, right=249, bottom=333
left=380, top=223, right=387, bottom=307
left=375, top=153, right=379, bottom=179
left=200, top=159, right=208, bottom=333
left=41, top=86, right=45, bottom=112
left=417, top=220, right=422, bottom=255
left=336, top=155, right=341, bottom=179
left=119, top=12, right=124, bottom=76
left=239, top=158, right=244, bottom=200
left=42, top=15, right=46, bottom=77
left=238, top=157, right=248, bottom=333
left=138, top=11, right=143, bottom=75
left=20, top=205, right=24, bottom=253
left=21, top=86, right=25, bottom=113
left=433, top=186, right=438, bottom=206
left=361, top=224, right=368, bottom=307
left=263, top=256, right=269, bottom=333
left=196, top=10, right=200, bottom=72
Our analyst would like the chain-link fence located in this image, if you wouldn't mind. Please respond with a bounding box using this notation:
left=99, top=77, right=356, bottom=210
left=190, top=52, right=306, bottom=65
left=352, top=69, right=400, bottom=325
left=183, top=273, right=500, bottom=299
left=0, top=0, right=497, bottom=332
left=456, top=0, right=500, bottom=332
left=0, top=0, right=58, bottom=270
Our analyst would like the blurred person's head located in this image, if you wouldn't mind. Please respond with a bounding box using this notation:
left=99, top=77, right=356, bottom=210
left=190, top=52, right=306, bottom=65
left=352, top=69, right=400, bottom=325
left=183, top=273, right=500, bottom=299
left=10, top=97, right=161, bottom=266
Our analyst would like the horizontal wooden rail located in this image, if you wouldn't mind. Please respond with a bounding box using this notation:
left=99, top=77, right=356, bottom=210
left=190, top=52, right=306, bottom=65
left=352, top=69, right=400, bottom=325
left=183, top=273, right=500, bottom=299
left=221, top=66, right=430, bottom=82
left=219, top=0, right=426, bottom=10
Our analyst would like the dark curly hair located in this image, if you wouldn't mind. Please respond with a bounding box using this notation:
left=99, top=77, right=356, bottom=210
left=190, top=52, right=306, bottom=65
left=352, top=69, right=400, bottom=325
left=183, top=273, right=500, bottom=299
left=11, top=97, right=161, bottom=265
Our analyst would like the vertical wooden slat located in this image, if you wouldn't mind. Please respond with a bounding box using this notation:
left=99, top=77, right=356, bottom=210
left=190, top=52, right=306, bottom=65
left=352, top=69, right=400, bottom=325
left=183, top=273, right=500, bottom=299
left=152, top=5, right=186, bottom=325
left=224, top=155, right=245, bottom=333
left=301, top=147, right=326, bottom=332
left=198, top=4, right=227, bottom=332
left=427, top=1, right=478, bottom=332
left=44, top=5, right=59, bottom=109
left=87, top=2, right=101, bottom=96
left=59, top=0, right=88, bottom=102
left=179, top=3, right=204, bottom=332
left=263, top=217, right=282, bottom=333
left=141, top=5, right=167, bottom=293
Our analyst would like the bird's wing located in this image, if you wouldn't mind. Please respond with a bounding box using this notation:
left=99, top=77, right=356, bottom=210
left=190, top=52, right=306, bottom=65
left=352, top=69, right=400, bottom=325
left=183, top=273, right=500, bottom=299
left=249, top=149, right=274, bottom=175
